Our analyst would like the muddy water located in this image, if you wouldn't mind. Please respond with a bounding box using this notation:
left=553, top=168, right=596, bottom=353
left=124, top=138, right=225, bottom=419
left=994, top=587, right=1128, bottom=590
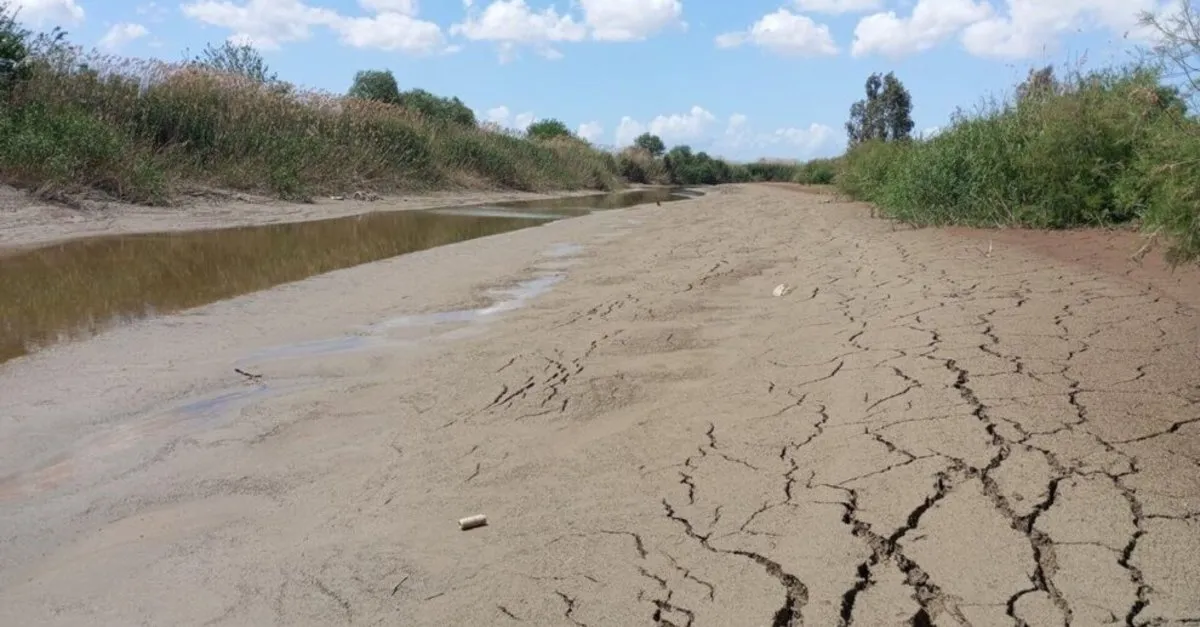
left=0, top=187, right=693, bottom=363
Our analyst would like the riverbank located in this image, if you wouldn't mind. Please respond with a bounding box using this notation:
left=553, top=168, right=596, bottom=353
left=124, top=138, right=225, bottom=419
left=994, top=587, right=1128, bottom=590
left=0, top=184, right=633, bottom=250
left=2, top=184, right=1199, bottom=625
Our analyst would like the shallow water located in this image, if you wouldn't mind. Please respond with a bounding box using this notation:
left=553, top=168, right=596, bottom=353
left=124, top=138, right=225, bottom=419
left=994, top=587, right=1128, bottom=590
left=0, top=187, right=693, bottom=363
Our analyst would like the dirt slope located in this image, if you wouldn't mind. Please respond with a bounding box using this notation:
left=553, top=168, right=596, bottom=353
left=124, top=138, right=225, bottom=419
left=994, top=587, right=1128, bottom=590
left=1, top=185, right=1198, bottom=626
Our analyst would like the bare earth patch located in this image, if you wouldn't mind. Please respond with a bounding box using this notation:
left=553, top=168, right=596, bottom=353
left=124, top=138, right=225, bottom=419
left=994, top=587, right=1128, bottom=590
left=1, top=184, right=1198, bottom=626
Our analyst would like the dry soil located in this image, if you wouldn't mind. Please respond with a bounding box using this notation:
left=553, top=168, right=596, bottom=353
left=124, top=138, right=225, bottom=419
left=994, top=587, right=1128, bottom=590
left=1, top=184, right=1199, bottom=626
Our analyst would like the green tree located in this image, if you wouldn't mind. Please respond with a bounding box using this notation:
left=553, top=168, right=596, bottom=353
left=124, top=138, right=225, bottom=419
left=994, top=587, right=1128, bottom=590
left=846, top=71, right=914, bottom=145
left=526, top=118, right=572, bottom=140
left=0, top=1, right=28, bottom=64
left=1139, top=0, right=1200, bottom=106
left=348, top=69, right=401, bottom=103
left=191, top=40, right=277, bottom=84
left=396, top=88, right=476, bottom=126
left=633, top=132, right=665, bottom=157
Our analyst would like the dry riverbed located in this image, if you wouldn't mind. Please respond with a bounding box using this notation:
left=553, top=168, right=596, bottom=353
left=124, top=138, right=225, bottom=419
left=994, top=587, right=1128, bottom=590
left=2, top=185, right=1199, bottom=625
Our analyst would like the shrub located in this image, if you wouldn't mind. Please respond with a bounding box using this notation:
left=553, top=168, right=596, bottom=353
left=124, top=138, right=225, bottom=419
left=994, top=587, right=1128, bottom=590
left=836, top=64, right=1200, bottom=262
left=526, top=118, right=573, bottom=141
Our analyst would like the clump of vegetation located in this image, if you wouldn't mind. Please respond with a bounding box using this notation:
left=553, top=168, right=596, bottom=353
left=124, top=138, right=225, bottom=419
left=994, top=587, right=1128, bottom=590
left=614, top=132, right=806, bottom=185
left=831, top=0, right=1200, bottom=264
left=616, top=146, right=669, bottom=184
left=0, top=3, right=620, bottom=203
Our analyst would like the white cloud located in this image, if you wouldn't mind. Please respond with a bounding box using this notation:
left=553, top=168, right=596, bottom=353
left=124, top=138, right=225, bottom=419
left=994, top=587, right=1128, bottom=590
left=358, top=0, right=417, bottom=14
left=767, top=123, right=839, bottom=155
left=451, top=0, right=683, bottom=60
left=851, top=0, right=993, bottom=57
left=579, top=0, right=685, bottom=41
left=331, top=13, right=446, bottom=53
left=181, top=0, right=447, bottom=53
left=577, top=121, right=604, bottom=142
left=10, top=0, right=84, bottom=24
left=483, top=105, right=536, bottom=131
left=99, top=23, right=150, bottom=51
left=716, top=9, right=838, bottom=56
left=793, top=0, right=883, bottom=14
left=181, top=0, right=341, bottom=49
left=614, top=105, right=717, bottom=147
left=450, top=0, right=586, bottom=61
left=713, top=114, right=840, bottom=158
left=960, top=0, right=1160, bottom=58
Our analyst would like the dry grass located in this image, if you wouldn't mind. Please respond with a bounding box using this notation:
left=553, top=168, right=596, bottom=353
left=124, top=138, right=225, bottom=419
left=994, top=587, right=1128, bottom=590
left=0, top=51, right=622, bottom=204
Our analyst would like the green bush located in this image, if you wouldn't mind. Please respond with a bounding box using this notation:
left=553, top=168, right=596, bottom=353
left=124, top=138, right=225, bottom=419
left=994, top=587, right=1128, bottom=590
left=836, top=65, right=1200, bottom=262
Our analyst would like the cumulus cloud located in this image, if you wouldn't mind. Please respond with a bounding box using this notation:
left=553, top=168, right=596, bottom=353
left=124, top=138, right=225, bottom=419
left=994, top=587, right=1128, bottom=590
left=579, top=0, right=685, bottom=41
left=451, top=0, right=683, bottom=60
left=577, top=121, right=605, bottom=142
left=851, top=0, right=992, bottom=57
left=331, top=13, right=447, bottom=53
left=716, top=9, right=838, bottom=56
left=793, top=0, right=882, bottom=14
left=9, top=0, right=84, bottom=24
left=450, top=0, right=585, bottom=61
left=714, top=113, right=840, bottom=158
left=765, top=123, right=840, bottom=156
left=615, top=105, right=717, bottom=147
left=98, top=23, right=150, bottom=51
left=181, top=0, right=448, bottom=53
left=358, top=0, right=417, bottom=13
left=960, top=0, right=1160, bottom=58
left=850, top=0, right=1159, bottom=59
left=483, top=105, right=536, bottom=131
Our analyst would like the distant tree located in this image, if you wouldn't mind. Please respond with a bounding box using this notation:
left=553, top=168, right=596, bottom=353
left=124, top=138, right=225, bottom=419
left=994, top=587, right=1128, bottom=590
left=633, top=132, right=665, bottom=157
left=0, top=1, right=30, bottom=86
left=526, top=118, right=573, bottom=140
left=396, top=87, right=476, bottom=126
left=846, top=71, right=914, bottom=145
left=348, top=69, right=401, bottom=104
left=191, top=40, right=277, bottom=83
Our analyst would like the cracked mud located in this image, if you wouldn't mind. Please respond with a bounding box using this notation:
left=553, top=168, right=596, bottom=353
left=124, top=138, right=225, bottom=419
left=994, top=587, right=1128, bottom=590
left=2, top=185, right=1200, bottom=626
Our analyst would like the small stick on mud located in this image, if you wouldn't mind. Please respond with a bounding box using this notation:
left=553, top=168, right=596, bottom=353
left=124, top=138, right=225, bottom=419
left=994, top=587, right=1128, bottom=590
left=391, top=575, right=410, bottom=596
left=234, top=368, right=263, bottom=382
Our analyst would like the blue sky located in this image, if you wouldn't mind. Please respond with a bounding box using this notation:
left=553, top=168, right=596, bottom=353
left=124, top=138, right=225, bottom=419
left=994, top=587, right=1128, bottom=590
left=11, top=0, right=1163, bottom=161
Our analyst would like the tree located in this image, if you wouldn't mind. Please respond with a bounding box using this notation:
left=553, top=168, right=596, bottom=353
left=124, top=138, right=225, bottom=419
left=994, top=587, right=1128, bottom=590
left=348, top=69, right=401, bottom=104
left=526, top=118, right=572, bottom=140
left=633, top=132, right=665, bottom=157
left=396, top=88, right=476, bottom=126
left=0, top=1, right=30, bottom=88
left=1139, top=0, right=1200, bottom=108
left=846, top=71, right=914, bottom=145
left=191, top=40, right=277, bottom=83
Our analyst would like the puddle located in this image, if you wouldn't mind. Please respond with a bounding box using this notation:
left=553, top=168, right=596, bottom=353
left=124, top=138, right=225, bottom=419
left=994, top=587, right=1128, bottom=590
left=0, top=233, right=602, bottom=501
left=0, top=187, right=696, bottom=363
